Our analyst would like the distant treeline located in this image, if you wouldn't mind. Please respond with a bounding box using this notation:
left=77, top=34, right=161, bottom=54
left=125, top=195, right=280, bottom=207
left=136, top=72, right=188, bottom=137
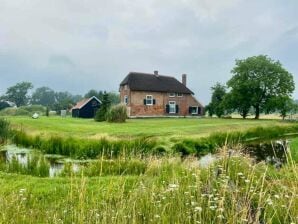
left=0, top=82, right=120, bottom=112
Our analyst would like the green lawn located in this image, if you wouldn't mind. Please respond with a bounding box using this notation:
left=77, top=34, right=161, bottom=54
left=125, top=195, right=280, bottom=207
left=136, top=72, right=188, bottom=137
left=6, top=116, right=289, bottom=140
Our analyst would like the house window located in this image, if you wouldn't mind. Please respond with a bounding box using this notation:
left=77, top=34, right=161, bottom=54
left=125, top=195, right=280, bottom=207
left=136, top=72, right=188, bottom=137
left=124, top=95, right=128, bottom=105
left=146, top=95, right=153, bottom=105
left=169, top=101, right=176, bottom=113
left=124, top=85, right=128, bottom=90
left=169, top=93, right=175, bottom=97
left=177, top=93, right=183, bottom=97
left=190, top=106, right=198, bottom=114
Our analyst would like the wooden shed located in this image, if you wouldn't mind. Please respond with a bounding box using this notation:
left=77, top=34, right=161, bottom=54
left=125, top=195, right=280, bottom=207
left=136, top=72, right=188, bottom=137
left=71, top=96, right=101, bottom=118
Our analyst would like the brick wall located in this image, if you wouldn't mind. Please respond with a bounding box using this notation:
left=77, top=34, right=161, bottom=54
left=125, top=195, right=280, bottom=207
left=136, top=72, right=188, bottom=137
left=120, top=87, right=204, bottom=117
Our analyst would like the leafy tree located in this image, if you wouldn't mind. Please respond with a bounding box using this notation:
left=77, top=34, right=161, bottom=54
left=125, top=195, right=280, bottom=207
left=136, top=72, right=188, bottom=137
left=3, top=82, right=33, bottom=106
left=206, top=83, right=226, bottom=118
left=53, top=91, right=74, bottom=113
left=95, top=92, right=111, bottom=122
left=85, top=90, right=119, bottom=105
left=108, top=92, right=120, bottom=105
left=31, top=87, right=56, bottom=108
left=265, top=96, right=296, bottom=120
left=228, top=55, right=295, bottom=119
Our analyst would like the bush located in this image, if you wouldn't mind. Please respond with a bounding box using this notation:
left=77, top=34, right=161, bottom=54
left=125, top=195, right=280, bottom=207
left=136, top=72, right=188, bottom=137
left=106, top=104, right=127, bottom=123
left=0, top=105, right=46, bottom=116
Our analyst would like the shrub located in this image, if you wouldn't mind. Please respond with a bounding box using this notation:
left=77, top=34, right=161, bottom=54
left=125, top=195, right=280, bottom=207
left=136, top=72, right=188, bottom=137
left=106, top=104, right=127, bottom=123
left=0, top=105, right=46, bottom=116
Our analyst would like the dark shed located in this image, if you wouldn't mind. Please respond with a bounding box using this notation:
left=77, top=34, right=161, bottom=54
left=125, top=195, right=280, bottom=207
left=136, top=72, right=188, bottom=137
left=71, top=96, right=101, bottom=118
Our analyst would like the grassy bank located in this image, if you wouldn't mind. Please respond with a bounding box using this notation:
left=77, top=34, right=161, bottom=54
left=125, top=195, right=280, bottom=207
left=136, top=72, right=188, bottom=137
left=7, top=116, right=288, bottom=140
left=0, top=153, right=297, bottom=223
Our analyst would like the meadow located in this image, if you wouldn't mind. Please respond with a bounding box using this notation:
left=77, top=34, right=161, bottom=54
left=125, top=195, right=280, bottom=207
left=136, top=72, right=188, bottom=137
left=0, top=116, right=298, bottom=223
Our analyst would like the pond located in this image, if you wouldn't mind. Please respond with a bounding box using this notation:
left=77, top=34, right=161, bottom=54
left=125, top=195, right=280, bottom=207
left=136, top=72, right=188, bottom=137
left=198, top=139, right=291, bottom=169
left=0, top=145, right=80, bottom=177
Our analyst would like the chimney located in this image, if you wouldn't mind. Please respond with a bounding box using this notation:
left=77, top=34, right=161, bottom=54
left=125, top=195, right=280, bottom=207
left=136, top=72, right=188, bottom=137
left=154, top=70, right=159, bottom=76
left=182, top=74, right=187, bottom=86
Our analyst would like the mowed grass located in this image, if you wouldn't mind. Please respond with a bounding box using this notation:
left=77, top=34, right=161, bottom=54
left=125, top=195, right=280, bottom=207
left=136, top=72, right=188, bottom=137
left=6, top=116, right=289, bottom=140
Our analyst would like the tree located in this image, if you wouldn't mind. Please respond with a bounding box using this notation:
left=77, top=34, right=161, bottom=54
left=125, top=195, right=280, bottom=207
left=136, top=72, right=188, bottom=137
left=205, top=83, right=226, bottom=118
left=31, top=87, right=56, bottom=108
left=265, top=96, right=296, bottom=120
left=228, top=55, right=295, bottom=119
left=53, top=91, right=74, bottom=113
left=0, top=101, right=10, bottom=111
left=3, top=82, right=33, bottom=107
left=95, top=92, right=111, bottom=122
left=84, top=90, right=104, bottom=101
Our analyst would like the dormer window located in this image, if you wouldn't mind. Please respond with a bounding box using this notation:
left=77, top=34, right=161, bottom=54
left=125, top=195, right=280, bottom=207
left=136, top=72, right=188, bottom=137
left=169, top=93, right=175, bottom=97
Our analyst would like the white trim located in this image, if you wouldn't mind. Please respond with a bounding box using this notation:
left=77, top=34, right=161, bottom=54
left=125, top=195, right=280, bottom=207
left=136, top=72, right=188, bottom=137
left=77, top=96, right=102, bottom=109
left=146, top=95, right=153, bottom=105
left=169, top=101, right=176, bottom=114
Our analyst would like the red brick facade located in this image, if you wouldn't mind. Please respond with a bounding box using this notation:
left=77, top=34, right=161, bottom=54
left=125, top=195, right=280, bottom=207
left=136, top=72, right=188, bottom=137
left=119, top=85, right=204, bottom=117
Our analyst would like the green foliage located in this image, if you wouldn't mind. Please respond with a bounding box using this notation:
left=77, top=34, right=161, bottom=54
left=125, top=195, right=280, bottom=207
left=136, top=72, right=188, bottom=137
left=53, top=91, right=75, bottom=113
left=205, top=83, right=226, bottom=118
left=106, top=104, right=127, bottom=123
left=0, top=153, right=50, bottom=177
left=0, top=118, right=10, bottom=144
left=2, top=82, right=33, bottom=107
left=31, top=87, right=56, bottom=108
left=11, top=130, right=157, bottom=159
left=85, top=90, right=120, bottom=105
left=0, top=105, right=46, bottom=116
left=228, top=55, right=295, bottom=119
left=95, top=92, right=111, bottom=122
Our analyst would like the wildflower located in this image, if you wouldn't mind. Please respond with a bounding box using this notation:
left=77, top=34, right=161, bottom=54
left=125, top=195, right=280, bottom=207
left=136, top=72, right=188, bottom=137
left=217, top=208, right=224, bottom=212
left=194, top=207, right=202, bottom=212
left=168, top=184, right=179, bottom=189
left=209, top=206, right=217, bottom=210
left=244, top=179, right=250, bottom=183
left=274, top=194, right=280, bottom=199
left=154, top=215, right=160, bottom=218
left=237, top=172, right=243, bottom=176
left=191, top=201, right=197, bottom=206
left=217, top=215, right=224, bottom=219
left=266, top=198, right=273, bottom=205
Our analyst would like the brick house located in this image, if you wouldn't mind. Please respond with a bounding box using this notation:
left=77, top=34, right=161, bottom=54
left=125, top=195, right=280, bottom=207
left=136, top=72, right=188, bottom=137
left=119, top=71, right=204, bottom=117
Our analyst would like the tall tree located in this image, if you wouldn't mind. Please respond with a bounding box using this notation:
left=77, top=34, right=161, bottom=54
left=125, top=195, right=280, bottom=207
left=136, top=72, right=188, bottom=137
left=95, top=92, right=111, bottom=122
left=31, top=87, right=56, bottom=108
left=228, top=55, right=295, bottom=119
left=206, top=83, right=226, bottom=118
left=4, top=82, right=33, bottom=107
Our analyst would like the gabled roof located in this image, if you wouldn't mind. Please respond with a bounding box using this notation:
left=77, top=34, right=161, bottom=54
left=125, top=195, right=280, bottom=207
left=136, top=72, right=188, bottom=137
left=120, top=72, right=194, bottom=94
left=71, top=96, right=101, bottom=110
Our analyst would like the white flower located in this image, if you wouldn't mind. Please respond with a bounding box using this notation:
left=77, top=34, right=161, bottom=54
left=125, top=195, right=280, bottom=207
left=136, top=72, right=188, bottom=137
left=274, top=194, right=280, bottom=199
left=194, top=207, right=202, bottom=212
left=237, top=172, right=243, bottom=176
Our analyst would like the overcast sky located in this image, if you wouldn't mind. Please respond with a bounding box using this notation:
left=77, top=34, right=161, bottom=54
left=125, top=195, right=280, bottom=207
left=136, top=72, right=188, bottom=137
left=0, top=0, right=298, bottom=104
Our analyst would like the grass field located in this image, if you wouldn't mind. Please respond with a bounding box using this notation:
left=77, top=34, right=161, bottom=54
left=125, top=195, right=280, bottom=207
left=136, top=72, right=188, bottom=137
left=1, top=116, right=298, bottom=223
left=7, top=116, right=290, bottom=140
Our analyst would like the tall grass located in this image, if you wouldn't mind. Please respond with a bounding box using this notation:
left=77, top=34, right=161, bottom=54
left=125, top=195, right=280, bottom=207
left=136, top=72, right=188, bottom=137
left=11, top=130, right=157, bottom=159
left=173, top=125, right=298, bottom=157
left=0, top=152, right=50, bottom=177
left=0, top=118, right=10, bottom=144
left=0, top=148, right=297, bottom=223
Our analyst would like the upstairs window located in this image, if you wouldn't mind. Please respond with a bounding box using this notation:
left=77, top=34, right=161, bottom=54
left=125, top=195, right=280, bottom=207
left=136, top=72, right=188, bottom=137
left=177, top=93, right=183, bottom=97
left=169, top=93, right=175, bottom=97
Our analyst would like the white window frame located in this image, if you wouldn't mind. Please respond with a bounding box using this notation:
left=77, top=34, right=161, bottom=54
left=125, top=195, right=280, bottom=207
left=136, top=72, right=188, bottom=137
left=191, top=106, right=198, bottom=115
left=169, top=93, right=175, bottom=97
left=146, top=95, right=153, bottom=105
left=169, top=101, right=176, bottom=114
left=124, top=95, right=128, bottom=105
left=177, top=93, right=183, bottom=97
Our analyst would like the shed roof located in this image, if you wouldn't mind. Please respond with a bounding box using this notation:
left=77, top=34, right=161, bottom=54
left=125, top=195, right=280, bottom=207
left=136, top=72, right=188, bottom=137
left=120, top=72, right=194, bottom=94
left=71, top=96, right=101, bottom=110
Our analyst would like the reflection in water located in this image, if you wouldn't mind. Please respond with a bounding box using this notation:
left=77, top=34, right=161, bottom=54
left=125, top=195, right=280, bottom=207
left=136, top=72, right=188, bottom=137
left=0, top=145, right=80, bottom=177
